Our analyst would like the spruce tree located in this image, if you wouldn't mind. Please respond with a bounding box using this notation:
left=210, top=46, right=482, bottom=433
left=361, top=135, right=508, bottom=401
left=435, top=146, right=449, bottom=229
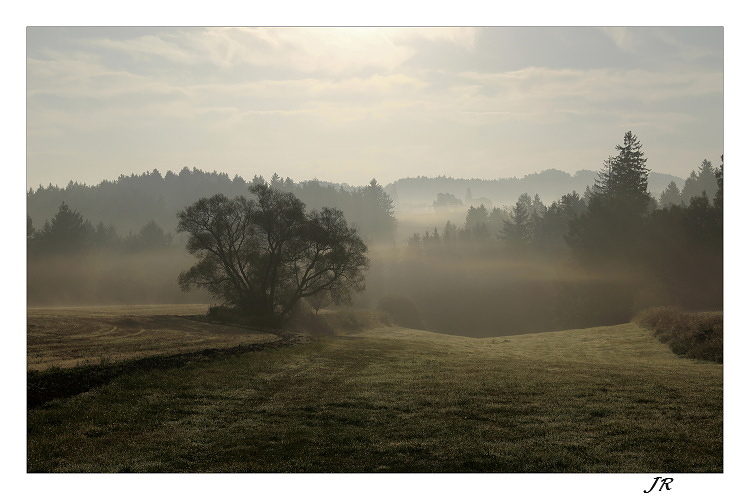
left=659, top=181, right=683, bottom=208
left=567, top=131, right=651, bottom=264
left=714, top=155, right=723, bottom=209
left=592, top=131, right=650, bottom=215
left=502, top=198, right=531, bottom=253
left=682, top=159, right=718, bottom=203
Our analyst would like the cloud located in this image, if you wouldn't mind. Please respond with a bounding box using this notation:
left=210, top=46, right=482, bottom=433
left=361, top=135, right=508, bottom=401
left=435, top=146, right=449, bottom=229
left=452, top=66, right=722, bottom=119
left=25, top=27, right=722, bottom=189
left=598, top=27, right=638, bottom=52
left=83, top=27, right=477, bottom=75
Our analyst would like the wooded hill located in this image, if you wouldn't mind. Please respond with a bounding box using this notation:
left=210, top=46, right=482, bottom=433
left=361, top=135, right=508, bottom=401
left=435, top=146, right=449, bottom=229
left=27, top=167, right=684, bottom=245
left=27, top=168, right=396, bottom=245
left=384, top=168, right=684, bottom=212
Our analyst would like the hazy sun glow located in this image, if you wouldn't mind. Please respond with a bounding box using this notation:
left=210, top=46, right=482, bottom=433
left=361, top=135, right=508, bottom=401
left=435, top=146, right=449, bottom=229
left=26, top=27, right=722, bottom=190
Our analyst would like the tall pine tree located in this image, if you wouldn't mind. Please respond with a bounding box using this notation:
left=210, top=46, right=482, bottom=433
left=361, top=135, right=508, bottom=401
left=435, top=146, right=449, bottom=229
left=568, top=131, right=651, bottom=264
left=502, top=198, right=531, bottom=254
left=592, top=131, right=650, bottom=215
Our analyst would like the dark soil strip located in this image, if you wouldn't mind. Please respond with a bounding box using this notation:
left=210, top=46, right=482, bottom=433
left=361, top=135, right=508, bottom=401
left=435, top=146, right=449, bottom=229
left=28, top=329, right=307, bottom=410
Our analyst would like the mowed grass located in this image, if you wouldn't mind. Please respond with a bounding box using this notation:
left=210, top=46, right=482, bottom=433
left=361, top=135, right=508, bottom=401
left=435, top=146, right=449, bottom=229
left=28, top=305, right=277, bottom=370
left=27, top=316, right=722, bottom=473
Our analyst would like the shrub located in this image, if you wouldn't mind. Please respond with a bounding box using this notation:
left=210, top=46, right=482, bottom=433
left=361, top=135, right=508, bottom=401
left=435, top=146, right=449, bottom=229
left=206, top=305, right=258, bottom=328
left=635, top=307, right=723, bottom=363
left=377, top=295, right=426, bottom=330
left=207, top=303, right=389, bottom=336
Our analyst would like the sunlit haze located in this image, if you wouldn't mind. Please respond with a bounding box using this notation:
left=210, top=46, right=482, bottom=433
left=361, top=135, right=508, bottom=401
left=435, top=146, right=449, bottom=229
left=26, top=26, right=723, bottom=189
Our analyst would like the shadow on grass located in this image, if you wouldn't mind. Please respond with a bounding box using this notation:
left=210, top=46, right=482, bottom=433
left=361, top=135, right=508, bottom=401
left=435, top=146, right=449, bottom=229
left=28, top=326, right=305, bottom=410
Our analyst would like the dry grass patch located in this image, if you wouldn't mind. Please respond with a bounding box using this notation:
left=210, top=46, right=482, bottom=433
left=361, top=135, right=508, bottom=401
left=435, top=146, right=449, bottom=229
left=28, top=305, right=278, bottom=370
left=635, top=307, right=723, bottom=363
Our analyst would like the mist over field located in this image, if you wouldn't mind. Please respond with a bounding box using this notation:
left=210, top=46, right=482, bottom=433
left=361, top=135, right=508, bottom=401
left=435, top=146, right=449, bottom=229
left=27, top=247, right=212, bottom=307
left=27, top=154, right=722, bottom=338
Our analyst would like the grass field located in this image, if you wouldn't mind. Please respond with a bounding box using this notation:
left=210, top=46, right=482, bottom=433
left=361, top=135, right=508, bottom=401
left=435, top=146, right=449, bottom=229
left=27, top=306, right=722, bottom=473
left=27, top=305, right=278, bottom=370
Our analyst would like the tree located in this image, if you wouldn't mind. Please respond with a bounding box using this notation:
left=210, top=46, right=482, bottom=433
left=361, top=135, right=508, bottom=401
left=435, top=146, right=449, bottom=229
left=659, top=181, right=682, bottom=208
left=177, top=185, right=369, bottom=327
left=125, top=220, right=173, bottom=251
left=531, top=194, right=546, bottom=217
left=270, top=172, right=283, bottom=189
left=502, top=198, right=531, bottom=253
left=359, top=179, right=397, bottom=243
left=93, top=221, right=120, bottom=249
left=682, top=159, right=718, bottom=204
left=714, top=155, right=723, bottom=209
left=487, top=207, right=508, bottom=237
left=567, top=132, right=651, bottom=264
left=464, top=204, right=489, bottom=240
left=27, top=216, right=34, bottom=239
left=593, top=131, right=650, bottom=215
left=534, top=191, right=585, bottom=255
left=433, top=192, right=463, bottom=212
left=33, top=202, right=94, bottom=254
left=440, top=220, right=458, bottom=244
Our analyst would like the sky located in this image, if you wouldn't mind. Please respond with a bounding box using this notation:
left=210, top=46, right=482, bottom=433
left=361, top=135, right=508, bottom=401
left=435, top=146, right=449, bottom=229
left=26, top=26, right=723, bottom=190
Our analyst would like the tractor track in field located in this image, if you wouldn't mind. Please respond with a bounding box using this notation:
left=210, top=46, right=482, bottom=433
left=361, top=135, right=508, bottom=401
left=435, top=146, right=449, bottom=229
left=28, top=323, right=309, bottom=410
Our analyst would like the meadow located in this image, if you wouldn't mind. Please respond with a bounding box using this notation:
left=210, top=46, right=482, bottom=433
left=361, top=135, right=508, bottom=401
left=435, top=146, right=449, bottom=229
left=27, top=305, right=278, bottom=371
left=27, top=306, right=722, bottom=473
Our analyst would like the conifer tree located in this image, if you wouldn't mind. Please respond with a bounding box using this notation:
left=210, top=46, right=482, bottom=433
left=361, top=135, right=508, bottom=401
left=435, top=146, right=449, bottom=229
left=502, top=198, right=531, bottom=253
left=35, top=202, right=95, bottom=254
left=592, top=131, right=650, bottom=215
left=567, top=131, right=651, bottom=264
left=682, top=159, right=718, bottom=203
left=659, top=181, right=682, bottom=208
left=714, top=155, right=723, bottom=209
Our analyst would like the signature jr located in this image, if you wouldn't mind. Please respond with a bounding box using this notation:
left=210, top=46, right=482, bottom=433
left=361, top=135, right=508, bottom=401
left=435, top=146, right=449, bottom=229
left=644, top=477, right=674, bottom=493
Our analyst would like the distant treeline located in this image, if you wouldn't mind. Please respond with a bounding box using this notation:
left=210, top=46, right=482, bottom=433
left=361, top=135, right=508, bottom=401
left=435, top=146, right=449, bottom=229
left=27, top=202, right=174, bottom=256
left=27, top=168, right=396, bottom=244
left=385, top=168, right=684, bottom=211
left=406, top=156, right=720, bottom=259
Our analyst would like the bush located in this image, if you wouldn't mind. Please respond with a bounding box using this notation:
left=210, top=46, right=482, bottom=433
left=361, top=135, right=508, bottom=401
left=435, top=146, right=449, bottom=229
left=206, top=305, right=257, bottom=327
left=206, top=303, right=390, bottom=336
left=377, top=295, right=426, bottom=330
left=635, top=307, right=723, bottom=363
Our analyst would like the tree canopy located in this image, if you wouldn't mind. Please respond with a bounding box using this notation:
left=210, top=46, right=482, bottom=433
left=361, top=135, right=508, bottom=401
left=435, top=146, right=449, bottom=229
left=177, top=185, right=369, bottom=326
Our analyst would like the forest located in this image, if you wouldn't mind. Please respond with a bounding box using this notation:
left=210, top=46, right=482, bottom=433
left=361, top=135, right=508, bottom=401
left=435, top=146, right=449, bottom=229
left=26, top=132, right=722, bottom=337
